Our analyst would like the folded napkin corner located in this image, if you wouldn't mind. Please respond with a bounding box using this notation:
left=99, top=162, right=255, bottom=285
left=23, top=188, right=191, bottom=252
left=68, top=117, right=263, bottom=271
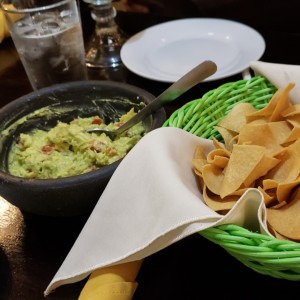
left=250, top=60, right=300, bottom=103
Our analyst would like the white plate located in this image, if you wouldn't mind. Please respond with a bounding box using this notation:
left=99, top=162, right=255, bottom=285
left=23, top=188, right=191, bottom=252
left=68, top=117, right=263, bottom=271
left=120, top=18, right=265, bottom=82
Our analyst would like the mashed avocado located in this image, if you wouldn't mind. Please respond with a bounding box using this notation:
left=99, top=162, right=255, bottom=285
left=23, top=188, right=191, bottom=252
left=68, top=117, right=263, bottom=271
left=8, top=109, right=145, bottom=179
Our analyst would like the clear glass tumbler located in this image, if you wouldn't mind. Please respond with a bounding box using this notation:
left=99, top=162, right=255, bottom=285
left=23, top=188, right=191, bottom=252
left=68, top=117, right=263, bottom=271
left=0, top=0, right=88, bottom=90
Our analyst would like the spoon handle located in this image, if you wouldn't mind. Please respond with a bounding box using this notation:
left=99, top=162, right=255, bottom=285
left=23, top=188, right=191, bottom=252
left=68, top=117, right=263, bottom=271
left=115, top=60, right=217, bottom=134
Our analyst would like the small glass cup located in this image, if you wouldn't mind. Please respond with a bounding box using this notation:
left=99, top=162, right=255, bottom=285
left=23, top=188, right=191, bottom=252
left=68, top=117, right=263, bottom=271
left=0, top=0, right=88, bottom=90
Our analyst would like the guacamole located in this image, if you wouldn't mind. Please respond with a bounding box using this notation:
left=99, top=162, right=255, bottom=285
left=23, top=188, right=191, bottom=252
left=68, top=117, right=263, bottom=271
left=8, top=109, right=145, bottom=179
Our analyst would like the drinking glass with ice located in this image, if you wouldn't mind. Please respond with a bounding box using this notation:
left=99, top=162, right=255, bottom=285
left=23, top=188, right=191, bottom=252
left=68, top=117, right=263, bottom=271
left=0, top=0, right=88, bottom=90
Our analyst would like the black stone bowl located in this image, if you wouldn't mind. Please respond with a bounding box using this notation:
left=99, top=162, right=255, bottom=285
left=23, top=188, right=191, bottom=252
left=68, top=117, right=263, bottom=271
left=0, top=80, right=166, bottom=217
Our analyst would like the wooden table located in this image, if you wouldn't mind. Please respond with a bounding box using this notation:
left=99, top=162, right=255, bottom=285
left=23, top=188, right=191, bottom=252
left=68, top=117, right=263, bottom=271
left=1, top=1, right=300, bottom=299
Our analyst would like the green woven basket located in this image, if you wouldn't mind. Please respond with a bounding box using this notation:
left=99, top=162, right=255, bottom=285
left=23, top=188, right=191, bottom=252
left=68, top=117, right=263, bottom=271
left=164, top=76, right=300, bottom=281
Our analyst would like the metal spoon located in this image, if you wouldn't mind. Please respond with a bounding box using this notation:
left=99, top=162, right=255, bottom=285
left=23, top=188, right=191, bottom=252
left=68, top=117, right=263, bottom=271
left=87, top=60, right=217, bottom=139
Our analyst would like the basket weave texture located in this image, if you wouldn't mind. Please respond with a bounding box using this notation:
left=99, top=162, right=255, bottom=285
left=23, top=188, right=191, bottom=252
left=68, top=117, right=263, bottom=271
left=164, top=76, right=300, bottom=281
left=164, top=76, right=276, bottom=140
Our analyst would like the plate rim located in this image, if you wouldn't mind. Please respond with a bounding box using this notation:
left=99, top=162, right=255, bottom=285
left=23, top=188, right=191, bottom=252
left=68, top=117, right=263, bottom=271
left=120, top=17, right=266, bottom=82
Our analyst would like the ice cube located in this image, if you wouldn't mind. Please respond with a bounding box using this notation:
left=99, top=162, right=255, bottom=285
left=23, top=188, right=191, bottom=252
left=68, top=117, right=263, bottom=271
left=41, top=20, right=61, bottom=34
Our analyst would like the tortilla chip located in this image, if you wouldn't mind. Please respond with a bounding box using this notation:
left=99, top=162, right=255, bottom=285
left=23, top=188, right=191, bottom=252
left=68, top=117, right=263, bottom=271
left=206, top=148, right=230, bottom=168
left=217, top=102, right=256, bottom=133
left=265, top=137, right=300, bottom=183
left=220, top=144, right=266, bottom=198
left=267, top=188, right=300, bottom=241
left=202, top=164, right=224, bottom=195
left=202, top=185, right=237, bottom=212
left=276, top=179, right=300, bottom=203
left=283, top=123, right=300, bottom=144
left=214, top=125, right=237, bottom=150
left=269, top=83, right=295, bottom=121
left=282, top=103, right=300, bottom=117
left=245, top=83, right=295, bottom=122
left=237, top=121, right=291, bottom=155
left=193, top=145, right=206, bottom=160
left=243, top=155, right=280, bottom=187
left=257, top=186, right=275, bottom=206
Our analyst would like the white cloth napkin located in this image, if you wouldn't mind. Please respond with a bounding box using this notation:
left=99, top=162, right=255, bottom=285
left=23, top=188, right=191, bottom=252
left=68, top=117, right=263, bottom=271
left=44, top=128, right=270, bottom=296
left=44, top=61, right=300, bottom=296
left=250, top=60, right=300, bottom=102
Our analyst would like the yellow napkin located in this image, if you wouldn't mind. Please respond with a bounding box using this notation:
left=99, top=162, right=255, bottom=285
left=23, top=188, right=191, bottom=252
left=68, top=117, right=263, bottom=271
left=0, top=10, right=10, bottom=43
left=78, top=260, right=143, bottom=300
left=0, top=4, right=23, bottom=44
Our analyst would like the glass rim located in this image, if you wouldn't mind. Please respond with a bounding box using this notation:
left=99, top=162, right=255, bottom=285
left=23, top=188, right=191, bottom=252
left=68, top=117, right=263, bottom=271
left=82, top=0, right=112, bottom=4
left=0, top=0, right=75, bottom=14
